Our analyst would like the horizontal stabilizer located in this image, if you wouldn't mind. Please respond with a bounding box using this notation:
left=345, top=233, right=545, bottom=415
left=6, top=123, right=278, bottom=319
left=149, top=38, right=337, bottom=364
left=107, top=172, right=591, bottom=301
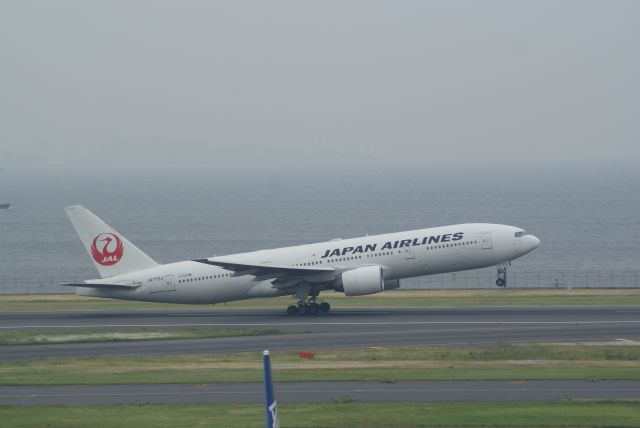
left=193, top=258, right=335, bottom=276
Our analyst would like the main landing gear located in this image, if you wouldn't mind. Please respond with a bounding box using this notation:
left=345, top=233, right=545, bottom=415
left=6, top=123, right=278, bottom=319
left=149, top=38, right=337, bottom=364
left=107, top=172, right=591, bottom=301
left=286, top=288, right=331, bottom=316
left=496, top=262, right=509, bottom=287
left=286, top=300, right=331, bottom=316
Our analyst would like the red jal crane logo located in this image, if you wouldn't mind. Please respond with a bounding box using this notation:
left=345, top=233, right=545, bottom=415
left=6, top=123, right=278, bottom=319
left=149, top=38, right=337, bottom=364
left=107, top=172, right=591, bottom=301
left=91, top=233, right=124, bottom=266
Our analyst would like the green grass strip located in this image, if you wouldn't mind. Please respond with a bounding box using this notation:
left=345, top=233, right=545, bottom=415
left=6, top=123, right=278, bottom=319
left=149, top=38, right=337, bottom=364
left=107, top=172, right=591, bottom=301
left=1, top=402, right=639, bottom=428
left=3, top=344, right=640, bottom=385
left=3, top=289, right=640, bottom=312
left=0, top=327, right=280, bottom=346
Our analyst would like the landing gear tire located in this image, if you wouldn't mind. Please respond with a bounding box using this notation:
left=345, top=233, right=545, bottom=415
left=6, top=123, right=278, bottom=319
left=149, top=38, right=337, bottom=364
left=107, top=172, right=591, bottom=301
left=309, top=303, right=320, bottom=315
left=287, top=286, right=331, bottom=315
left=496, top=263, right=508, bottom=287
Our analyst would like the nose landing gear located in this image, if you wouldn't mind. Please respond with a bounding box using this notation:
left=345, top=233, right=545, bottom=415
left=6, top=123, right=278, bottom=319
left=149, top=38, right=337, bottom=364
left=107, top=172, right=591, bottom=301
left=496, top=263, right=509, bottom=287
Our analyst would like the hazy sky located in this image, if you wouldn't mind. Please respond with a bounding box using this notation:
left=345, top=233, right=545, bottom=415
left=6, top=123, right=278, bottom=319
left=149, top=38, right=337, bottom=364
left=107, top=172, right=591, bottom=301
left=1, top=1, right=639, bottom=170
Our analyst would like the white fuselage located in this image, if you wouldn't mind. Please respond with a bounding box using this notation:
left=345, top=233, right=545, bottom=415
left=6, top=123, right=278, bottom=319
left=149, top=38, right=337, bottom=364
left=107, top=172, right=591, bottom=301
left=77, top=223, right=540, bottom=304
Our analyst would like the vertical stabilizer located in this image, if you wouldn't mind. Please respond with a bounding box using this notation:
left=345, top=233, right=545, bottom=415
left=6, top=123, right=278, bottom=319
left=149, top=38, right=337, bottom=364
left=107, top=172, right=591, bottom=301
left=65, top=205, right=158, bottom=278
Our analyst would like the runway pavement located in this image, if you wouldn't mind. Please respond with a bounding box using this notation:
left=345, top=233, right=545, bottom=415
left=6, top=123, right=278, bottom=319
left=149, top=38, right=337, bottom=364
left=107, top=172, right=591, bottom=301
left=1, top=306, right=640, bottom=361
left=2, top=380, right=639, bottom=406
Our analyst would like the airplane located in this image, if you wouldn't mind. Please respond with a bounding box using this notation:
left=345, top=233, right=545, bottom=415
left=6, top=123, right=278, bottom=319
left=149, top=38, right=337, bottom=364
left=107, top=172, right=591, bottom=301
left=63, top=205, right=540, bottom=315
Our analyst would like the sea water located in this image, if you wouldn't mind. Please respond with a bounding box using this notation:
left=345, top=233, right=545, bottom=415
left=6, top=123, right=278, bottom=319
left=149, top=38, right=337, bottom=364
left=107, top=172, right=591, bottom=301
left=0, top=165, right=638, bottom=293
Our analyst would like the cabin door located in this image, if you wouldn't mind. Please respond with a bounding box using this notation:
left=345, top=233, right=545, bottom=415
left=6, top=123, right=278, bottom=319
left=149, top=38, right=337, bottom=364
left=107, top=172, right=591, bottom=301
left=403, top=246, right=416, bottom=274
left=165, top=275, right=176, bottom=291
left=403, top=246, right=415, bottom=260
left=481, top=232, right=493, bottom=249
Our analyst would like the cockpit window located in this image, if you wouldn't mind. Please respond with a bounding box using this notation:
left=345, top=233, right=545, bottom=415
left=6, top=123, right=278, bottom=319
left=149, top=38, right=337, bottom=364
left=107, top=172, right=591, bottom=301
left=515, top=231, right=525, bottom=237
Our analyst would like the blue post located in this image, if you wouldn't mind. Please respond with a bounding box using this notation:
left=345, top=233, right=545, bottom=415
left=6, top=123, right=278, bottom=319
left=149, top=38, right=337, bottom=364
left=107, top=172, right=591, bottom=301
left=263, top=350, right=279, bottom=428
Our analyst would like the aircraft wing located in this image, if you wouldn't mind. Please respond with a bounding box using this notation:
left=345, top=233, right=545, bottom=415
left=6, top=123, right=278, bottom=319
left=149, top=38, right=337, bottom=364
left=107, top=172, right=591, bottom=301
left=59, top=281, right=142, bottom=289
left=193, top=258, right=335, bottom=277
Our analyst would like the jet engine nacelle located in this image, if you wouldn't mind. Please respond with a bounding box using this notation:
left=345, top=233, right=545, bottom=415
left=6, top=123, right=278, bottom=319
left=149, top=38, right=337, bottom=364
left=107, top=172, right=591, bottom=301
left=335, top=265, right=385, bottom=296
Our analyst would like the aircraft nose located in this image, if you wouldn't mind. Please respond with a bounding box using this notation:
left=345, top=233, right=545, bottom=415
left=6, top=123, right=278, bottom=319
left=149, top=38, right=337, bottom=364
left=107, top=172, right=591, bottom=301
left=528, top=234, right=541, bottom=250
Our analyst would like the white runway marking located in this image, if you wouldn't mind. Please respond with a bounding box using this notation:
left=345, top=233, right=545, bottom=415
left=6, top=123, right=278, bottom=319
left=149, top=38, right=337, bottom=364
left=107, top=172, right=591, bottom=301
left=2, top=320, right=640, bottom=329
left=4, top=305, right=635, bottom=315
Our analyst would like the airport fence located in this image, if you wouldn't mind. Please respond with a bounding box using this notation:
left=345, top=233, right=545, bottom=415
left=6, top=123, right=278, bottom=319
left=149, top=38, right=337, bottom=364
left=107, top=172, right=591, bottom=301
left=0, top=269, right=639, bottom=295
left=0, top=276, right=86, bottom=295
left=401, top=269, right=640, bottom=290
